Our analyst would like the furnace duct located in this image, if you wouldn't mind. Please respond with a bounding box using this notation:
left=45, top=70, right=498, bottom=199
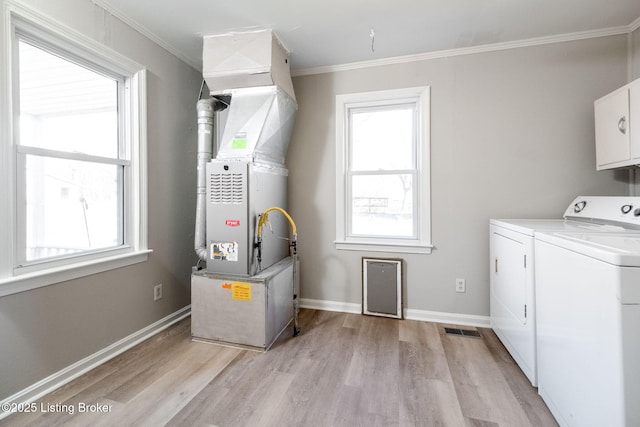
left=202, top=29, right=296, bottom=102
left=194, top=97, right=223, bottom=261
left=216, top=86, right=297, bottom=165
left=202, top=29, right=297, bottom=166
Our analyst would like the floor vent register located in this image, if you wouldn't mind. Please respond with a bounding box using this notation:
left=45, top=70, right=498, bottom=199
left=444, top=327, right=481, bottom=338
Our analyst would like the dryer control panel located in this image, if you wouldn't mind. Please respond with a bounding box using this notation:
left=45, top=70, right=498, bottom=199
left=563, top=196, right=640, bottom=229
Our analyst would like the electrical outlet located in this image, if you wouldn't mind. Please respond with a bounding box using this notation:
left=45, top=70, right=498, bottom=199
left=154, top=284, right=163, bottom=301
left=455, top=278, right=466, bottom=293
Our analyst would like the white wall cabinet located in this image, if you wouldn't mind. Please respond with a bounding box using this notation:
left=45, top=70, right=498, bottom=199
left=595, top=78, right=640, bottom=170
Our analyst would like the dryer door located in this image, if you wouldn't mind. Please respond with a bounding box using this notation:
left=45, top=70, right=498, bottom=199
left=492, top=231, right=528, bottom=325
left=490, top=223, right=537, bottom=386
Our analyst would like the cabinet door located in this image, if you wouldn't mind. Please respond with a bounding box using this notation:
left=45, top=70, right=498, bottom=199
left=595, top=88, right=630, bottom=169
left=630, top=80, right=640, bottom=159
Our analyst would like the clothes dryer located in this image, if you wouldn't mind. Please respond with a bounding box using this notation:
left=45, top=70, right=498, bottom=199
left=490, top=196, right=640, bottom=386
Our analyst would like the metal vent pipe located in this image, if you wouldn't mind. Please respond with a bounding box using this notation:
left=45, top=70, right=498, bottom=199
left=194, top=97, right=224, bottom=261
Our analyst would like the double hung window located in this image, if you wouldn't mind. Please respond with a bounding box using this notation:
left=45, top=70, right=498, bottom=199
left=335, top=87, right=431, bottom=253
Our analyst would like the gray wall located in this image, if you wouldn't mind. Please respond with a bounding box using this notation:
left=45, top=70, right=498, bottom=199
left=0, top=0, right=200, bottom=400
left=288, top=35, right=630, bottom=317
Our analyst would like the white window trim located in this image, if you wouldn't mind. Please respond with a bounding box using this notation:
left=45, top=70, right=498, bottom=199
left=0, top=2, right=150, bottom=297
left=335, top=86, right=432, bottom=254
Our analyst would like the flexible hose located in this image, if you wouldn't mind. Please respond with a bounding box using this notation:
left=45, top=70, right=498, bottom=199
left=257, top=207, right=297, bottom=239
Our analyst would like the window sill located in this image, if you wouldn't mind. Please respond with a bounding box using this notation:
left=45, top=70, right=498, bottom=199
left=0, top=249, right=153, bottom=298
left=335, top=240, right=433, bottom=254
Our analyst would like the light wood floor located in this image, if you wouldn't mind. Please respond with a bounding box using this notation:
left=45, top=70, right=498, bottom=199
left=0, top=309, right=557, bottom=427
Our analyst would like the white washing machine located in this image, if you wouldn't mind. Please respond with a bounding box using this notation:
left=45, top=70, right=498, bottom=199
left=535, top=229, right=640, bottom=427
left=490, top=196, right=640, bottom=387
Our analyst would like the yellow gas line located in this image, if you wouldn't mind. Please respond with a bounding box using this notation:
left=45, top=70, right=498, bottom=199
left=257, top=207, right=297, bottom=240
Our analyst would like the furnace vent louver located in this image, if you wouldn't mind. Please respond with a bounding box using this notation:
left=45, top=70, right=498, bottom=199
left=209, top=172, right=244, bottom=204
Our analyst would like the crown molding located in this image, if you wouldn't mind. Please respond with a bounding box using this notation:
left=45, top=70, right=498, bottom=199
left=293, top=26, right=631, bottom=77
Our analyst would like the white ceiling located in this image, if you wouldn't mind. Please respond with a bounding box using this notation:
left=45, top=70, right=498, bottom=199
left=92, top=0, right=640, bottom=73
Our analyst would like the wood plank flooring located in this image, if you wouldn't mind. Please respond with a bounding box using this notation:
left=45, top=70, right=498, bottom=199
left=0, top=309, right=557, bottom=427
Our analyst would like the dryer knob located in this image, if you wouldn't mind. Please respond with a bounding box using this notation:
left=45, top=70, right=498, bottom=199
left=574, top=201, right=587, bottom=213
left=634, top=208, right=640, bottom=217
left=622, top=205, right=633, bottom=214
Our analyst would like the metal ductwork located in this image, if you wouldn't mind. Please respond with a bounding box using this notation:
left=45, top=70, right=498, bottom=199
left=216, top=86, right=297, bottom=166
left=202, top=29, right=296, bottom=102
left=202, top=29, right=297, bottom=166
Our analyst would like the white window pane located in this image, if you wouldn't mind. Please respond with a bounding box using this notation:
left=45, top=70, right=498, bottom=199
left=351, top=174, right=414, bottom=238
left=18, top=40, right=118, bottom=158
left=25, top=155, right=122, bottom=261
left=351, top=106, right=414, bottom=171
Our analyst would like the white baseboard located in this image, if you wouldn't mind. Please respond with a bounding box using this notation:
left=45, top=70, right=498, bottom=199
left=299, top=298, right=361, bottom=314
left=0, top=306, right=191, bottom=420
left=299, top=298, right=490, bottom=327
left=404, top=308, right=490, bottom=327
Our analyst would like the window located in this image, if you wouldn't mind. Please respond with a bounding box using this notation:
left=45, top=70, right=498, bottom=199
left=17, top=37, right=124, bottom=264
left=335, top=87, right=431, bottom=254
left=0, top=8, right=149, bottom=296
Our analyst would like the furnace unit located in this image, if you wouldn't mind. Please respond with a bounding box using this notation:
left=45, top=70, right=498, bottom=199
left=191, top=30, right=299, bottom=350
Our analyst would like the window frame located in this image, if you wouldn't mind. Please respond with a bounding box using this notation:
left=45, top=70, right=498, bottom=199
left=0, top=4, right=150, bottom=297
left=335, top=86, right=432, bottom=254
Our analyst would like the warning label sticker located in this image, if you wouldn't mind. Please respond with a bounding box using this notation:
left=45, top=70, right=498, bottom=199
left=231, top=282, right=252, bottom=301
left=211, top=241, right=238, bottom=262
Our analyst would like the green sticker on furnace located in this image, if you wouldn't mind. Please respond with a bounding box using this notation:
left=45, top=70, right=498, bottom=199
left=232, top=138, right=247, bottom=149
